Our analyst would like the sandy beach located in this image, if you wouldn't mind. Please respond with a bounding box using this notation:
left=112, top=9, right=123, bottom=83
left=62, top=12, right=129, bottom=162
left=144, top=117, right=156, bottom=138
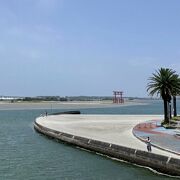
left=0, top=100, right=148, bottom=110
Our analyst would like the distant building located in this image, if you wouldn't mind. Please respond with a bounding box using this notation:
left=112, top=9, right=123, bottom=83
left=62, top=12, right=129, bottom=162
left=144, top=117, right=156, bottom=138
left=0, top=96, right=23, bottom=100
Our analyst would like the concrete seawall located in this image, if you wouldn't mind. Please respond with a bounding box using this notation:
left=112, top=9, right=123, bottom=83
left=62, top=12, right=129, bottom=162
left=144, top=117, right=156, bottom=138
left=34, top=119, right=180, bottom=176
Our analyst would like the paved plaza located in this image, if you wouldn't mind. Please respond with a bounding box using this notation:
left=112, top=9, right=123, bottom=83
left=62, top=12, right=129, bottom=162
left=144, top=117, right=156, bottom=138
left=133, top=119, right=180, bottom=154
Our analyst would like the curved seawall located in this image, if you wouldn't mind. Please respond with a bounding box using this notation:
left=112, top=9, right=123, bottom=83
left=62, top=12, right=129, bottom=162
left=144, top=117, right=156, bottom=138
left=34, top=116, right=180, bottom=176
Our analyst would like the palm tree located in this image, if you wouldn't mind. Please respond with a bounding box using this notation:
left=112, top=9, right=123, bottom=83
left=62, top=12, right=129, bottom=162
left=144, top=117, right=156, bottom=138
left=147, top=68, right=180, bottom=124
left=172, top=74, right=180, bottom=117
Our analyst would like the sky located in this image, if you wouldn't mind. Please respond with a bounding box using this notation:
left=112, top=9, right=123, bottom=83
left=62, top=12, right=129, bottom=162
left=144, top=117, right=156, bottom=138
left=0, top=0, right=180, bottom=97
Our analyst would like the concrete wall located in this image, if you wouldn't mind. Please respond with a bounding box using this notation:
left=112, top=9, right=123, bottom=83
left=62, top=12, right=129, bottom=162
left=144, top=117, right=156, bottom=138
left=50, top=110, right=81, bottom=115
left=34, top=120, right=180, bottom=176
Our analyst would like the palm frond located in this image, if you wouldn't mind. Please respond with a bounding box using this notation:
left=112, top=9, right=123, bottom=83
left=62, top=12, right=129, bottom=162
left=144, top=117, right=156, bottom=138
left=147, top=68, right=180, bottom=99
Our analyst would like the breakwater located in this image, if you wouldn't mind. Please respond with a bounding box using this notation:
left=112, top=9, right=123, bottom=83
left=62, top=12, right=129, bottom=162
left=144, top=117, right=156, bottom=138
left=34, top=117, right=180, bottom=176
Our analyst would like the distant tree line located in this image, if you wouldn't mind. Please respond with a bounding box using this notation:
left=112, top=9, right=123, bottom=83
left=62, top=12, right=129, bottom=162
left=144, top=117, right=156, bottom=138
left=67, top=96, right=113, bottom=101
left=16, top=96, right=113, bottom=102
left=9, top=96, right=113, bottom=102
left=22, top=96, right=68, bottom=102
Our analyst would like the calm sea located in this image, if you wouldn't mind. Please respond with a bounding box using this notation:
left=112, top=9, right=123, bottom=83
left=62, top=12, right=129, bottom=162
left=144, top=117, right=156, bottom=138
left=0, top=100, right=180, bottom=180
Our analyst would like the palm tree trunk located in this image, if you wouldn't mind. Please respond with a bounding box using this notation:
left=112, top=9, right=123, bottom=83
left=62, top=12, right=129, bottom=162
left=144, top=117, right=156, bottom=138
left=164, top=99, right=169, bottom=123
left=173, top=96, right=177, bottom=117
left=170, top=103, right=172, bottom=119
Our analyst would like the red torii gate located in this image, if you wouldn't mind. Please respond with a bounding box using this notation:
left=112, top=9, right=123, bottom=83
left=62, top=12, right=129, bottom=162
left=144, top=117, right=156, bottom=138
left=113, top=91, right=124, bottom=103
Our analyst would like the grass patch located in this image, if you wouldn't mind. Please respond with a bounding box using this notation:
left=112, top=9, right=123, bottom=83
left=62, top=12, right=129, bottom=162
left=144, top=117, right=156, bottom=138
left=162, top=124, right=177, bottom=129
left=172, top=116, right=180, bottom=121
left=161, top=119, right=178, bottom=129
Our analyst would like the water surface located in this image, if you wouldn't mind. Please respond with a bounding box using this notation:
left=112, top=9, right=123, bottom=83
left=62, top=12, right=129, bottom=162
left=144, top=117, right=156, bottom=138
left=0, top=100, right=180, bottom=180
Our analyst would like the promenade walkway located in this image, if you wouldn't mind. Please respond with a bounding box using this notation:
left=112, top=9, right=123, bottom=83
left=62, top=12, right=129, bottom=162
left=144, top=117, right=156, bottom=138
left=133, top=120, right=180, bottom=154
left=36, top=114, right=180, bottom=159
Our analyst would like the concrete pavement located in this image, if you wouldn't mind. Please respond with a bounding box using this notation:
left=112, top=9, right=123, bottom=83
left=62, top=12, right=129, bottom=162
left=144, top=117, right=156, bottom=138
left=36, top=114, right=180, bottom=159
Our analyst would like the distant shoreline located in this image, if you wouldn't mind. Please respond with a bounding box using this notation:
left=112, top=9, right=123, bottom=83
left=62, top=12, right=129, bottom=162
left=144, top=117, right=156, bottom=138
left=0, top=99, right=150, bottom=110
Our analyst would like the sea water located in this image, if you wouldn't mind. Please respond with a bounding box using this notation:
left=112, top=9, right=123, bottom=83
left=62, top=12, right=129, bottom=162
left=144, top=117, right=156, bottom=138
left=0, top=100, right=180, bottom=180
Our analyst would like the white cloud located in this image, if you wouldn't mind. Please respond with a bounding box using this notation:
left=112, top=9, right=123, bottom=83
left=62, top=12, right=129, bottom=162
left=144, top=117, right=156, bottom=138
left=36, top=0, right=63, bottom=12
left=127, top=57, right=180, bottom=74
left=0, top=5, right=17, bottom=25
left=127, top=57, right=159, bottom=68
left=0, top=23, right=63, bottom=64
left=5, top=23, right=63, bottom=45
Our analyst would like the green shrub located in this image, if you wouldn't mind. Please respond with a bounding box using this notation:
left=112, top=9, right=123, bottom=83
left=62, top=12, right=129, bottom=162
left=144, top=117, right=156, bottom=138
left=172, top=116, right=180, bottom=121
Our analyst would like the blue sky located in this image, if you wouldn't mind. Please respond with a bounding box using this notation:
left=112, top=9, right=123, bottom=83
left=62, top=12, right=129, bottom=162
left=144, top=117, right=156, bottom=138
left=0, top=0, right=180, bottom=97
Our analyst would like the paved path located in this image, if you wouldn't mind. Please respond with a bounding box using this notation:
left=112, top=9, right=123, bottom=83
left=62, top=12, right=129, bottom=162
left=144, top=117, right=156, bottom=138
left=133, top=120, right=180, bottom=154
left=36, top=114, right=180, bottom=159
